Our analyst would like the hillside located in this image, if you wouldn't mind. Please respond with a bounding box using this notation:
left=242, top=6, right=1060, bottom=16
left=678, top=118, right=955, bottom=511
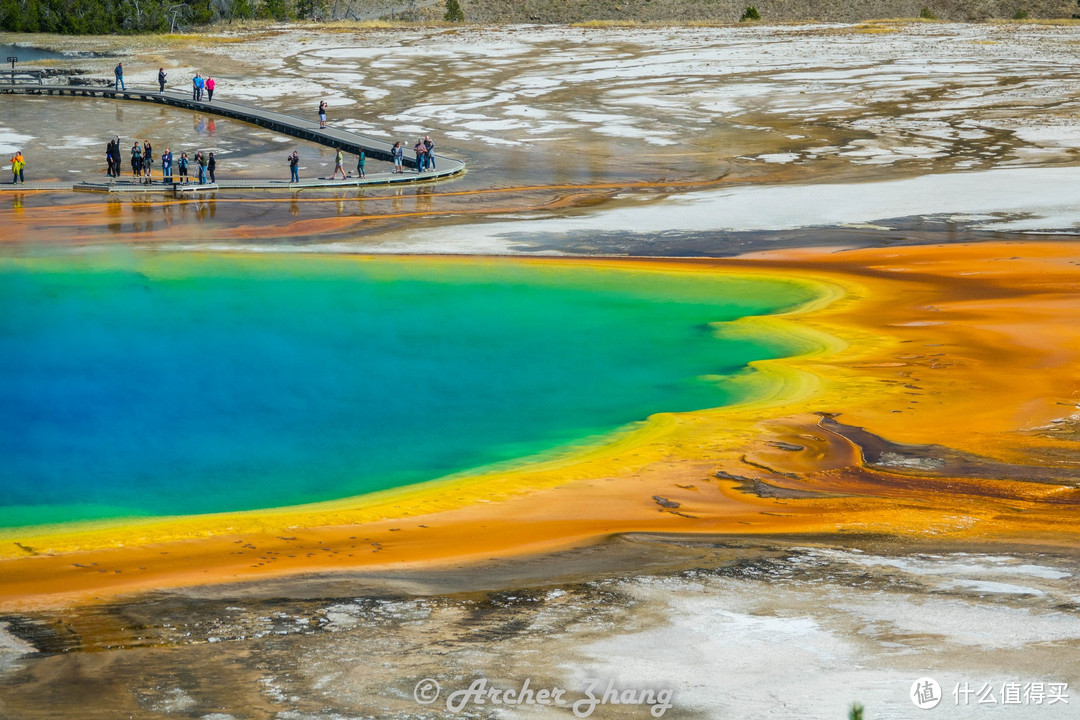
left=375, top=0, right=1077, bottom=23
left=1, top=0, right=1076, bottom=35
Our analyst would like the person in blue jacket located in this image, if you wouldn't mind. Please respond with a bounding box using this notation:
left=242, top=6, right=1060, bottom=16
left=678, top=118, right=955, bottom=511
left=161, top=147, right=173, bottom=183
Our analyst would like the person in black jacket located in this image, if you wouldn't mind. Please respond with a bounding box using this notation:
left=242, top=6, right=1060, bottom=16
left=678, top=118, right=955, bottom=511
left=111, top=137, right=122, bottom=177
left=158, top=68, right=167, bottom=93
left=208, top=152, right=216, bottom=183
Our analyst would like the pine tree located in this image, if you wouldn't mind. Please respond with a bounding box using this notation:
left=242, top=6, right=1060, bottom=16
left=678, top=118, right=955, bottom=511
left=444, top=0, right=463, bottom=22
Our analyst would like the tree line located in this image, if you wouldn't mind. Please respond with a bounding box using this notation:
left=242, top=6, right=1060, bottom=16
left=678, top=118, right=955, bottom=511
left=0, top=0, right=327, bottom=34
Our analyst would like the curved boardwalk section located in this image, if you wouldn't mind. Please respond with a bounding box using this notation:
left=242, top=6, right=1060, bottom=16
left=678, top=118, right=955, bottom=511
left=0, top=83, right=465, bottom=191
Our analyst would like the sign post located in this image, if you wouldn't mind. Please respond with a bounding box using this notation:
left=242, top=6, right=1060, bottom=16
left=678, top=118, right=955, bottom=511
left=6, top=57, right=16, bottom=84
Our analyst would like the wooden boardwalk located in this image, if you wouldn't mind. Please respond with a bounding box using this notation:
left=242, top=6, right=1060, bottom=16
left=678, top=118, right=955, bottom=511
left=59, top=172, right=449, bottom=195
left=0, top=82, right=465, bottom=192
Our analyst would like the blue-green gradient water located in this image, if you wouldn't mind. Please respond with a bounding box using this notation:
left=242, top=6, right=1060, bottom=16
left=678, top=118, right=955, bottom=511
left=0, top=253, right=819, bottom=528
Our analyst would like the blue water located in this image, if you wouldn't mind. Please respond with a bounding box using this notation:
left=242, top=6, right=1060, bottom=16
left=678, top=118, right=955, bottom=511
left=0, top=44, right=101, bottom=62
left=0, top=253, right=818, bottom=528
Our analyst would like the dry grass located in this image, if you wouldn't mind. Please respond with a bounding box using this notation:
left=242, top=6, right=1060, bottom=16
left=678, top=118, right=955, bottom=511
left=305, top=19, right=418, bottom=31
left=858, top=17, right=938, bottom=23
left=853, top=23, right=901, bottom=33
left=989, top=18, right=1080, bottom=25
left=570, top=19, right=809, bottom=29
left=571, top=19, right=642, bottom=27
left=161, top=33, right=248, bottom=43
left=850, top=17, right=959, bottom=32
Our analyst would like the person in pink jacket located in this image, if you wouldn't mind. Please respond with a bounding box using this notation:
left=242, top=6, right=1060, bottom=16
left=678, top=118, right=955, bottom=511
left=206, top=76, right=216, bottom=102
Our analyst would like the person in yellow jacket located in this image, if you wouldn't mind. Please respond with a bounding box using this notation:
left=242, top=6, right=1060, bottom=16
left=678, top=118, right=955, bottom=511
left=10, top=151, right=25, bottom=184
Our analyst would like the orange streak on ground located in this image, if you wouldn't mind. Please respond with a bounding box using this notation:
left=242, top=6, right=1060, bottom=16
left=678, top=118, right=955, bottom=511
left=739, top=243, right=1080, bottom=457
left=0, top=175, right=730, bottom=226
left=3, top=242, right=1080, bottom=610
left=223, top=193, right=591, bottom=240
left=0, top=187, right=607, bottom=243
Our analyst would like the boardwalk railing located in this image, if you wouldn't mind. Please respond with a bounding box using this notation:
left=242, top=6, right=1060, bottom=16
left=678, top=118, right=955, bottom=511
left=0, top=82, right=464, bottom=178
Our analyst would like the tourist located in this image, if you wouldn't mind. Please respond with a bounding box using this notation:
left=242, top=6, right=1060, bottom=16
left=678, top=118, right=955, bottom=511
left=114, top=62, right=125, bottom=91
left=105, top=140, right=115, bottom=177
left=10, top=150, right=24, bottom=184
left=162, top=147, right=173, bottom=183
left=158, top=67, right=166, bottom=93
left=289, top=150, right=299, bottom=183
left=424, top=135, right=435, bottom=171
left=332, top=147, right=346, bottom=179
left=413, top=139, right=425, bottom=173
left=130, top=141, right=142, bottom=179
left=111, top=136, right=122, bottom=177
left=178, top=152, right=189, bottom=184
left=208, top=152, right=216, bottom=183
left=206, top=76, right=215, bottom=102
left=111, top=138, right=122, bottom=177
left=192, top=73, right=203, bottom=101
left=196, top=151, right=208, bottom=184
left=318, top=100, right=327, bottom=129
left=392, top=141, right=403, bottom=173
left=356, top=148, right=366, bottom=178
left=143, top=140, right=154, bottom=183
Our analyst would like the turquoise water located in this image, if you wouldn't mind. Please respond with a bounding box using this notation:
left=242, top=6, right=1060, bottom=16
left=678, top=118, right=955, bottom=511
left=0, top=253, right=818, bottom=528
left=0, top=44, right=92, bottom=62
